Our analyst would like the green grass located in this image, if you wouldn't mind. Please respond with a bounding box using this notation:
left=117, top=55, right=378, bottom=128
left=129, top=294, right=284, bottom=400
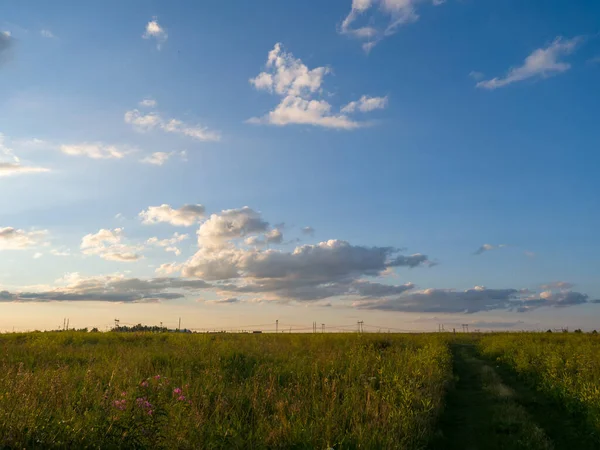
left=0, top=332, right=451, bottom=449
left=479, top=333, right=600, bottom=445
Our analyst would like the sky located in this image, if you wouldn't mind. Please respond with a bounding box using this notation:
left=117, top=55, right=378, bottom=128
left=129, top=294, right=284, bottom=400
left=0, top=0, right=599, bottom=333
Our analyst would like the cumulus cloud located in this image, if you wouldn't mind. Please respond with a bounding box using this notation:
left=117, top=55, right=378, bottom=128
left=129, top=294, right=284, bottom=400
left=340, top=0, right=445, bottom=52
left=140, top=204, right=205, bottom=227
left=80, top=228, right=143, bottom=262
left=248, top=43, right=386, bottom=129
left=147, top=232, right=189, bottom=256
left=0, top=227, right=48, bottom=250
left=0, top=273, right=211, bottom=303
left=125, top=108, right=220, bottom=142
left=184, top=238, right=429, bottom=286
left=59, top=143, right=128, bottom=159
left=142, top=17, right=168, bottom=49
left=477, top=37, right=581, bottom=89
left=196, top=207, right=269, bottom=248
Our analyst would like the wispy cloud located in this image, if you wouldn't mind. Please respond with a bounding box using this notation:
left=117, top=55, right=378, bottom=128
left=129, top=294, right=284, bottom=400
left=477, top=37, right=581, bottom=89
left=340, top=0, right=445, bottom=52
left=40, top=29, right=55, bottom=39
left=125, top=103, right=220, bottom=142
left=0, top=133, right=50, bottom=176
left=59, top=143, right=129, bottom=159
left=473, top=243, right=507, bottom=255
left=140, top=151, right=186, bottom=166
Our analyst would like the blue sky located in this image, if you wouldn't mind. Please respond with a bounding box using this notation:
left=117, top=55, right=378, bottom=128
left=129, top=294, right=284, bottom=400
left=0, top=0, right=599, bottom=332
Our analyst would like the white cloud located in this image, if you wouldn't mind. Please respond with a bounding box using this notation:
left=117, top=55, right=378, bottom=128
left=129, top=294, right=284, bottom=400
left=140, top=152, right=172, bottom=166
left=147, top=232, right=189, bottom=256
left=60, top=143, right=127, bottom=159
left=340, top=0, right=445, bottom=52
left=341, top=95, right=388, bottom=113
left=139, top=98, right=157, bottom=108
left=50, top=248, right=71, bottom=257
left=140, top=204, right=206, bottom=227
left=197, top=206, right=269, bottom=248
left=0, top=162, right=50, bottom=177
left=155, top=262, right=183, bottom=275
left=33, top=252, right=43, bottom=259
left=0, top=228, right=48, bottom=250
left=477, top=37, right=581, bottom=89
left=40, top=29, right=55, bottom=39
left=0, top=134, right=50, bottom=176
left=125, top=108, right=220, bottom=142
left=248, top=44, right=385, bottom=129
left=142, top=17, right=168, bottom=49
left=80, top=228, right=143, bottom=262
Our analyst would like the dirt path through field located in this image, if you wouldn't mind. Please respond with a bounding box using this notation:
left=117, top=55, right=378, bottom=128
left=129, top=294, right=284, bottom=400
left=429, top=343, right=554, bottom=450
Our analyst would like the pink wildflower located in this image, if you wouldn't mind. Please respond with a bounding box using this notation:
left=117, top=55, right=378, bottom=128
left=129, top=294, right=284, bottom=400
left=173, top=387, right=182, bottom=395
left=177, top=395, right=186, bottom=401
left=141, top=380, right=149, bottom=388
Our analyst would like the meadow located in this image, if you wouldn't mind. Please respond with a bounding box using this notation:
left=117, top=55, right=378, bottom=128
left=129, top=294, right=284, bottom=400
left=2, top=331, right=600, bottom=449
left=0, top=332, right=451, bottom=449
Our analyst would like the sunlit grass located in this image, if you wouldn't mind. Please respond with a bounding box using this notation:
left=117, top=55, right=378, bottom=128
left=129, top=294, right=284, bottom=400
left=0, top=332, right=451, bottom=449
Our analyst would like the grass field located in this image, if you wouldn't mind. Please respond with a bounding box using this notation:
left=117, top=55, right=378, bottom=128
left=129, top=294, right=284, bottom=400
left=0, top=332, right=451, bottom=449
left=1, top=331, right=599, bottom=449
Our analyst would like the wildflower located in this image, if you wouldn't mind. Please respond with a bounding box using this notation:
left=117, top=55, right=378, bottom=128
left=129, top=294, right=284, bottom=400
left=141, top=380, right=149, bottom=388
left=154, top=375, right=161, bottom=380
left=112, top=399, right=127, bottom=411
left=147, top=409, right=153, bottom=416
left=177, top=395, right=186, bottom=401
left=121, top=391, right=127, bottom=397
left=173, top=387, right=182, bottom=395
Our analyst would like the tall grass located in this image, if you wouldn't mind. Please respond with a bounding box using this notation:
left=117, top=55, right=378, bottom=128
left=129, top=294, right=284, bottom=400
left=0, top=332, right=451, bottom=449
left=479, top=333, right=600, bottom=443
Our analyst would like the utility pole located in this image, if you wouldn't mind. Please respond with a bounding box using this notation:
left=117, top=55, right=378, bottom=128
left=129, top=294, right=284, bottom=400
left=178, top=317, right=181, bottom=331
left=462, top=324, right=469, bottom=333
left=276, top=319, right=278, bottom=333
left=358, top=320, right=364, bottom=333
left=66, top=318, right=69, bottom=331
left=63, top=318, right=66, bottom=331
left=321, top=323, right=325, bottom=333
left=114, top=318, right=120, bottom=330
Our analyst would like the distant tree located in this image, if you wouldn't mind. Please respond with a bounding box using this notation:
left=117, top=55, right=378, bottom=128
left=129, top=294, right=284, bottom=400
left=592, top=330, right=598, bottom=335
left=574, top=329, right=583, bottom=333
left=546, top=329, right=552, bottom=333
left=90, top=327, right=99, bottom=333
